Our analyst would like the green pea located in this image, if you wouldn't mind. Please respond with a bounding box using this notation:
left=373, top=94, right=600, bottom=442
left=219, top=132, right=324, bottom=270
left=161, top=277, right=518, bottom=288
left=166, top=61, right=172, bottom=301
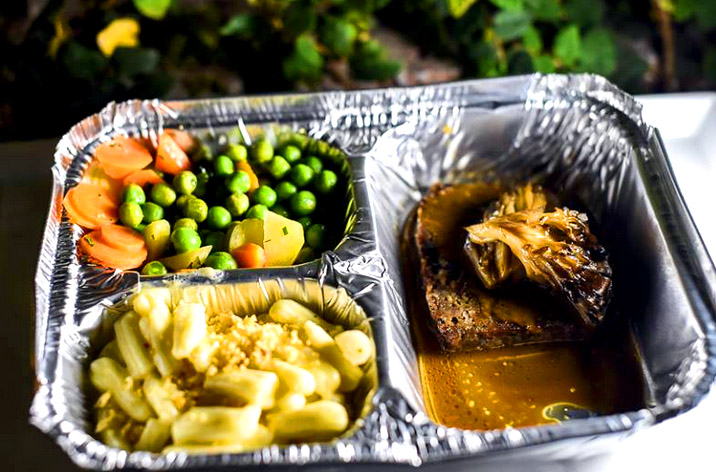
left=171, top=227, right=201, bottom=254
left=225, top=171, right=251, bottom=194
left=251, top=185, right=277, bottom=208
left=246, top=204, right=268, bottom=220
left=135, top=222, right=147, bottom=233
left=142, top=261, right=167, bottom=276
left=305, top=223, right=327, bottom=249
left=207, top=206, right=232, bottom=230
left=251, top=139, right=274, bottom=163
left=290, top=164, right=314, bottom=188
left=226, top=143, right=248, bottom=162
left=281, top=144, right=302, bottom=163
left=141, top=202, right=164, bottom=223
left=176, top=194, right=191, bottom=211
left=194, top=170, right=209, bottom=197
left=225, top=193, right=250, bottom=218
left=150, top=183, right=177, bottom=207
left=275, top=181, right=297, bottom=201
left=203, top=251, right=238, bottom=270
left=214, top=155, right=235, bottom=177
left=173, top=218, right=198, bottom=232
left=272, top=204, right=289, bottom=218
left=290, top=190, right=317, bottom=216
left=183, top=197, right=208, bottom=223
left=205, top=231, right=226, bottom=253
left=294, top=247, right=316, bottom=264
left=298, top=216, right=312, bottom=230
left=191, top=143, right=213, bottom=163
left=120, top=202, right=144, bottom=228
left=301, top=156, right=323, bottom=174
left=173, top=171, right=197, bottom=195
left=314, top=170, right=338, bottom=194
left=123, top=184, right=146, bottom=204
left=268, top=156, right=291, bottom=180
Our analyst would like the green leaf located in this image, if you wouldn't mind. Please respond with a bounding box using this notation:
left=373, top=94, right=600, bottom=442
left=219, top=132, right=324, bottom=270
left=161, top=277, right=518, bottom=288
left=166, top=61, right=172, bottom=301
left=133, top=0, right=172, bottom=20
left=564, top=0, right=604, bottom=28
left=61, top=41, right=107, bottom=80
left=522, top=25, right=542, bottom=55
left=508, top=50, right=534, bottom=74
left=672, top=0, right=696, bottom=22
left=694, top=1, right=716, bottom=30
left=447, top=0, right=481, bottom=18
left=282, top=35, right=324, bottom=83
left=494, top=9, right=532, bottom=41
left=221, top=14, right=254, bottom=37
left=350, top=39, right=401, bottom=80
left=553, top=25, right=581, bottom=67
left=283, top=3, right=317, bottom=38
left=489, top=0, right=524, bottom=11
left=533, top=55, right=556, bottom=73
left=580, top=28, right=616, bottom=76
left=321, top=17, right=358, bottom=56
left=525, top=0, right=562, bottom=22
left=475, top=41, right=502, bottom=77
left=113, top=47, right=160, bottom=76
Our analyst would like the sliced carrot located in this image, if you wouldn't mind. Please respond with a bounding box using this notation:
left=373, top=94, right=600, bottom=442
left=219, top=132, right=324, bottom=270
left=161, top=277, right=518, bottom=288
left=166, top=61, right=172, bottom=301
left=231, top=243, right=266, bottom=268
left=237, top=161, right=259, bottom=192
left=100, top=224, right=146, bottom=252
left=165, top=129, right=197, bottom=154
left=155, top=131, right=191, bottom=175
left=63, top=193, right=102, bottom=228
left=123, top=169, right=166, bottom=187
left=64, top=183, right=118, bottom=228
left=82, top=162, right=124, bottom=202
left=137, top=137, right=156, bottom=154
left=95, top=136, right=153, bottom=179
left=80, top=230, right=147, bottom=270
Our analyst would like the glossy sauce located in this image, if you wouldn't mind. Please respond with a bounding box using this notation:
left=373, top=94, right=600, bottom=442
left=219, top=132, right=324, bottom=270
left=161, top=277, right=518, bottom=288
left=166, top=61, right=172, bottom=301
left=404, top=182, right=645, bottom=430
left=415, top=326, right=644, bottom=430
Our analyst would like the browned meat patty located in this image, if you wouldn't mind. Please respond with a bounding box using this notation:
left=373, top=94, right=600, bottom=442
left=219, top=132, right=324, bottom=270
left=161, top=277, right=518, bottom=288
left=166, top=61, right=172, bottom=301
left=412, top=182, right=589, bottom=352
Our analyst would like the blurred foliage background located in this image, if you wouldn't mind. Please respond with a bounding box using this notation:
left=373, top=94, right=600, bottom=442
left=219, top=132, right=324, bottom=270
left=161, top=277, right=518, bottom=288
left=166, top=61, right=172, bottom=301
left=1, top=0, right=715, bottom=141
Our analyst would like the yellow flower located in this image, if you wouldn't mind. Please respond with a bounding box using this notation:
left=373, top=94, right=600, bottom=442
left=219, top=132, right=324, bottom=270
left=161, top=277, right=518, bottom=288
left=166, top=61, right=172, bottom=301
left=48, top=15, right=71, bottom=59
left=96, top=18, right=140, bottom=57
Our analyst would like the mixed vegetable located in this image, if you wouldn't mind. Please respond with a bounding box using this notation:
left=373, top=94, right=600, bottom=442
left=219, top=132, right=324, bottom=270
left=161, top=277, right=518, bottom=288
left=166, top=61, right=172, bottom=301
left=63, top=129, right=350, bottom=273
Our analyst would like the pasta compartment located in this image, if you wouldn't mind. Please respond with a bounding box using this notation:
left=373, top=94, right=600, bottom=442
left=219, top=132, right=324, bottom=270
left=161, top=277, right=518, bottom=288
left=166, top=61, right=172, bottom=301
left=85, top=276, right=379, bottom=456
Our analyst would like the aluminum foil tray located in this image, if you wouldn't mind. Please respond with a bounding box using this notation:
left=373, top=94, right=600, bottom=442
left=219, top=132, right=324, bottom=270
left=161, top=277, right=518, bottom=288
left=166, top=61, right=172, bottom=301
left=31, top=74, right=716, bottom=470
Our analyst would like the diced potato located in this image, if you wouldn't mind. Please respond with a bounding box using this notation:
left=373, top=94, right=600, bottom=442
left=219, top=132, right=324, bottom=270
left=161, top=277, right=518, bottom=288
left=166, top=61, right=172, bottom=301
left=334, top=330, right=373, bottom=366
left=272, top=359, right=315, bottom=396
left=262, top=210, right=304, bottom=266
left=225, top=222, right=245, bottom=253
left=171, top=406, right=262, bottom=445
left=172, top=302, right=207, bottom=359
left=269, top=400, right=348, bottom=442
left=241, top=218, right=264, bottom=246
left=160, top=246, right=212, bottom=271
left=143, top=219, right=171, bottom=261
left=204, top=369, right=278, bottom=409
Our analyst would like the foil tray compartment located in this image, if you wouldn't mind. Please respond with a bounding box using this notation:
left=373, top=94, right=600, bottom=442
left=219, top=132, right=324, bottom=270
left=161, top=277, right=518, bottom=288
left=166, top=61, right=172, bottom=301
left=31, top=74, right=716, bottom=469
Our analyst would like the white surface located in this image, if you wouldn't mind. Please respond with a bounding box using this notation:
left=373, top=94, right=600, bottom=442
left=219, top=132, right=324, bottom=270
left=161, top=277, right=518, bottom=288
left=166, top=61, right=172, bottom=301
left=589, top=93, right=716, bottom=471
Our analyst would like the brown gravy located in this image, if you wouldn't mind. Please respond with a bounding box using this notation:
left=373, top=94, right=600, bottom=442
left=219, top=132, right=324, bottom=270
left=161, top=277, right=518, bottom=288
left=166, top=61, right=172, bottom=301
left=404, top=182, right=645, bottom=430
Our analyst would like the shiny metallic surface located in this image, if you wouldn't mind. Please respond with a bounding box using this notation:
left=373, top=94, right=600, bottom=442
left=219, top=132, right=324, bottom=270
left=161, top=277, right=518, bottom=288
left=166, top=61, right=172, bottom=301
left=31, top=74, right=716, bottom=469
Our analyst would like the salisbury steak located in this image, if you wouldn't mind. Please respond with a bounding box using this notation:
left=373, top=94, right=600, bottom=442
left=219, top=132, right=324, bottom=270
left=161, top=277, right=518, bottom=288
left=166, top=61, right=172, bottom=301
left=413, top=182, right=589, bottom=352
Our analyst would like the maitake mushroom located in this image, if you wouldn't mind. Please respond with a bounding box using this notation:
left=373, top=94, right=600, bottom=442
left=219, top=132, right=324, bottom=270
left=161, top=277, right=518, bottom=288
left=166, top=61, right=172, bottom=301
left=464, top=184, right=612, bottom=327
